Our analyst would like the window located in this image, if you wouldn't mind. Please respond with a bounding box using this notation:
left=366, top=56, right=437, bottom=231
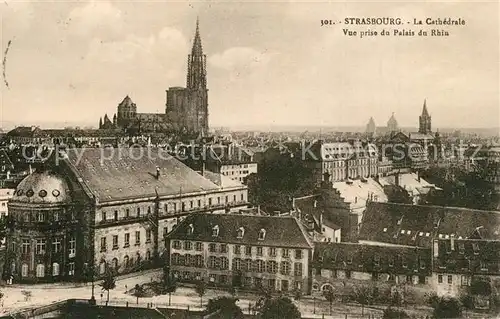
left=480, top=261, right=487, bottom=271
left=458, top=243, right=465, bottom=254
left=209, top=256, right=217, bottom=268
left=438, top=275, right=443, bottom=283
left=36, top=264, right=45, bottom=278
left=256, top=260, right=265, bottom=272
left=234, top=245, right=241, bottom=255
left=472, top=243, right=480, bottom=255
left=197, top=199, right=201, bottom=207
left=112, top=235, right=118, bottom=250
left=21, top=264, right=28, bottom=277
left=54, top=211, right=59, bottom=221
left=68, top=262, right=75, bottom=276
left=461, top=275, right=471, bottom=286
left=220, top=257, right=229, bottom=270
left=22, top=239, right=30, bottom=254
left=212, top=225, right=219, bottom=237
left=114, top=211, right=118, bottom=221
left=281, top=261, right=290, bottom=275
left=267, top=261, right=277, bottom=273
left=101, top=211, right=106, bottom=222
left=195, top=242, right=203, bottom=251
left=447, top=275, right=453, bottom=284
left=233, top=258, right=241, bottom=271
left=124, top=233, right=130, bottom=247
left=295, top=249, right=303, bottom=259
left=100, top=237, right=107, bottom=252
left=269, top=248, right=276, bottom=257
left=69, top=237, right=76, bottom=257
left=257, top=247, right=263, bottom=256
left=52, top=238, right=61, bottom=253
left=187, top=224, right=194, bottom=235
left=220, top=244, right=228, bottom=253
left=237, top=227, right=245, bottom=239
left=258, top=229, right=266, bottom=240
left=374, top=256, right=380, bottom=267
left=126, top=209, right=130, bottom=218
left=137, top=207, right=140, bottom=217
left=184, top=241, right=192, bottom=250
left=209, top=243, right=216, bottom=252
left=173, top=240, right=181, bottom=249
left=282, top=249, right=290, bottom=258
left=37, top=212, right=45, bottom=222
left=36, top=239, right=46, bottom=255
left=245, top=246, right=252, bottom=256
left=294, top=262, right=303, bottom=276
left=52, top=262, right=60, bottom=276
left=135, top=231, right=140, bottom=245
left=146, top=229, right=152, bottom=243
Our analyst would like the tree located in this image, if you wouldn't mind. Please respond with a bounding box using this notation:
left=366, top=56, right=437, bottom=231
left=431, top=297, right=462, bottom=319
left=132, top=284, right=146, bottom=305
left=260, top=296, right=301, bottom=319
left=206, top=296, right=243, bottom=319
left=353, top=285, right=373, bottom=316
left=161, top=269, right=177, bottom=306
left=99, top=272, right=116, bottom=306
left=0, top=290, right=4, bottom=308
left=382, top=307, right=409, bottom=319
left=323, top=288, right=335, bottom=315
left=195, top=280, right=207, bottom=308
left=459, top=293, right=474, bottom=317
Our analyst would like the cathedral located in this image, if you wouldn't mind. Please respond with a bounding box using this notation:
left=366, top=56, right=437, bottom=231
left=99, top=19, right=209, bottom=136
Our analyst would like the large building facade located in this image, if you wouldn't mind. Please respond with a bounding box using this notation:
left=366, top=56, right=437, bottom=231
left=98, top=19, right=209, bottom=136
left=4, top=148, right=248, bottom=283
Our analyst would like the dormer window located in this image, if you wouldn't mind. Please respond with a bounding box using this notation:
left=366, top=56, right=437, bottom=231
left=212, top=225, right=219, bottom=237
left=187, top=224, right=194, bottom=235
left=258, top=229, right=266, bottom=241
left=397, top=217, right=403, bottom=225
left=472, top=243, right=480, bottom=255
left=237, top=227, right=245, bottom=239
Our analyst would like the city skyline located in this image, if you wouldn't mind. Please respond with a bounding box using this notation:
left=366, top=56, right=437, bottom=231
left=0, top=1, right=498, bottom=130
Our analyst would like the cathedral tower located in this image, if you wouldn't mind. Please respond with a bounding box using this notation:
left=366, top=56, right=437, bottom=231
left=166, top=18, right=209, bottom=136
left=419, top=99, right=432, bottom=134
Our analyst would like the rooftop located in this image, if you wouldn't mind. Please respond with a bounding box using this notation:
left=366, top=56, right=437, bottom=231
left=64, top=148, right=221, bottom=203
left=167, top=213, right=314, bottom=248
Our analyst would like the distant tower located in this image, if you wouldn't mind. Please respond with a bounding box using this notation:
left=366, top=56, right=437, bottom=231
left=99, top=117, right=103, bottom=129
left=117, top=95, right=137, bottom=128
left=366, top=117, right=376, bottom=134
left=387, top=113, right=398, bottom=132
left=187, top=17, right=207, bottom=90
left=419, top=99, right=432, bottom=134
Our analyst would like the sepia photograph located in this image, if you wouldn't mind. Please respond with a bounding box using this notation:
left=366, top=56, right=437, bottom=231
left=0, top=0, right=498, bottom=318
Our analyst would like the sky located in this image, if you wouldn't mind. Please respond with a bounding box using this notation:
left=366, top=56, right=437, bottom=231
left=0, top=0, right=498, bottom=130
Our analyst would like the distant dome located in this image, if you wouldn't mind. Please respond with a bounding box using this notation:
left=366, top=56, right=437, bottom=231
left=11, top=170, right=70, bottom=204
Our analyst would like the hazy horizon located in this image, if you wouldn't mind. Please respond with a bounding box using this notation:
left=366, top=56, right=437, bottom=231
left=0, top=1, right=498, bottom=129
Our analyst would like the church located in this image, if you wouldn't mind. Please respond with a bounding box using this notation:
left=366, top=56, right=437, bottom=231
left=99, top=19, right=209, bottom=137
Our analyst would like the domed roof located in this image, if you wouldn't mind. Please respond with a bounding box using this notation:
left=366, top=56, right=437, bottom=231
left=11, top=170, right=70, bottom=204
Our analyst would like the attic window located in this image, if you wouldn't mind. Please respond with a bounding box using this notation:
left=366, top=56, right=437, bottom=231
left=397, top=217, right=403, bottom=225
left=425, top=233, right=430, bottom=237
left=419, top=232, right=424, bottom=236
left=458, top=243, right=465, bottom=254
left=438, top=234, right=443, bottom=239
left=258, top=229, right=266, bottom=240
left=187, top=224, right=194, bottom=235
left=407, top=230, right=411, bottom=235
left=383, top=228, right=387, bottom=232
left=237, top=227, right=245, bottom=239
left=400, top=230, right=405, bottom=234
left=212, top=225, right=219, bottom=237
left=445, top=235, right=449, bottom=239
left=472, top=243, right=479, bottom=255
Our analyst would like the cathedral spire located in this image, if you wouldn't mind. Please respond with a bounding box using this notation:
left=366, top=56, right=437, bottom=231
left=422, top=99, right=429, bottom=117
left=187, top=17, right=207, bottom=90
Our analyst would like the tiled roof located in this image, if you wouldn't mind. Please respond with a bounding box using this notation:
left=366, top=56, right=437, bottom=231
left=313, top=242, right=431, bottom=276
left=331, top=178, right=388, bottom=214
left=11, top=170, right=71, bottom=204
left=64, top=148, right=220, bottom=203
left=359, top=202, right=500, bottom=247
left=167, top=213, right=314, bottom=249
left=433, top=239, right=500, bottom=275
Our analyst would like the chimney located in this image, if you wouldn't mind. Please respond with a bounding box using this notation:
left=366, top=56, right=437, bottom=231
left=156, top=166, right=160, bottom=179
left=395, top=173, right=400, bottom=187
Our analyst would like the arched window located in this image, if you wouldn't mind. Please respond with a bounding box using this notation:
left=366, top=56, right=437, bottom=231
left=21, top=264, right=28, bottom=277
left=36, top=264, right=45, bottom=278
left=52, top=262, right=60, bottom=276
left=146, top=250, right=151, bottom=261
left=237, top=227, right=245, bottom=239
left=212, top=225, right=219, bottom=237
left=187, top=224, right=194, bottom=235
left=321, top=284, right=334, bottom=292
left=124, top=255, right=129, bottom=268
